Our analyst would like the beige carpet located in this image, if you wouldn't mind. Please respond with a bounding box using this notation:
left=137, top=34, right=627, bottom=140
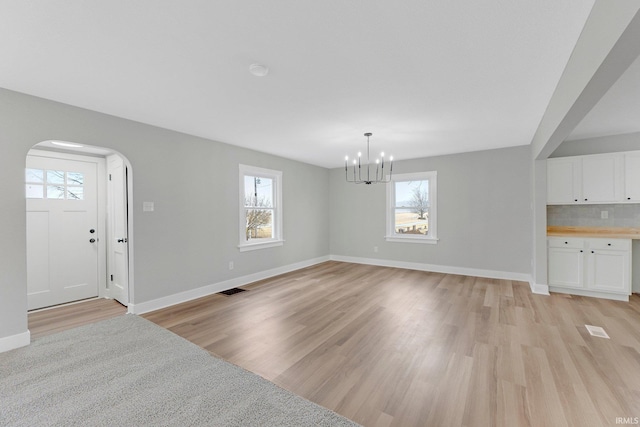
left=0, top=315, right=359, bottom=427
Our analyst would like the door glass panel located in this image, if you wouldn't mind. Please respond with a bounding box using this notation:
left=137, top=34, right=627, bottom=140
left=47, top=170, right=65, bottom=185
left=26, top=184, right=44, bottom=198
left=67, top=172, right=84, bottom=186
left=47, top=185, right=65, bottom=199
left=26, top=168, right=44, bottom=183
left=67, top=186, right=84, bottom=200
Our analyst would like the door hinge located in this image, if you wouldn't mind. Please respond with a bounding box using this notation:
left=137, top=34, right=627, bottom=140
left=110, top=274, right=114, bottom=281
left=109, top=174, right=112, bottom=181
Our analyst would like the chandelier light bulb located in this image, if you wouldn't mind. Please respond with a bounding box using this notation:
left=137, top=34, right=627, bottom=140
left=376, top=159, right=380, bottom=164
left=390, top=156, right=393, bottom=161
left=358, top=152, right=362, bottom=157
left=381, top=152, right=385, bottom=157
left=353, top=159, right=357, bottom=165
left=345, top=155, right=349, bottom=161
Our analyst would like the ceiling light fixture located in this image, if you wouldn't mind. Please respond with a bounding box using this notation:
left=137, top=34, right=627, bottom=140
left=249, top=63, right=269, bottom=77
left=50, top=141, right=84, bottom=148
left=345, top=133, right=393, bottom=185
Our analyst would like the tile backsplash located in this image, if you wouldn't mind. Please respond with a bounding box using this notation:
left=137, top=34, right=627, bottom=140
left=547, top=204, right=640, bottom=227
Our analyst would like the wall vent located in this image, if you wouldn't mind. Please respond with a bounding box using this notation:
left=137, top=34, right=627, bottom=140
left=218, top=288, right=247, bottom=296
left=585, top=325, right=610, bottom=339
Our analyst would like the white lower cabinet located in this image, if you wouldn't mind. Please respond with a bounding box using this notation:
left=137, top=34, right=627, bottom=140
left=548, top=237, right=631, bottom=300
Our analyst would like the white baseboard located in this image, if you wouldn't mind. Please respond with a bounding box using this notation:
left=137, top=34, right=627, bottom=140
left=0, top=330, right=30, bottom=353
left=129, top=253, right=541, bottom=315
left=530, top=282, right=550, bottom=295
left=549, top=286, right=628, bottom=301
left=330, top=254, right=532, bottom=283
left=128, top=256, right=330, bottom=315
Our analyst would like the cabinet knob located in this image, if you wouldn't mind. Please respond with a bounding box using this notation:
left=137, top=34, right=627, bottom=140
left=574, top=199, right=578, bottom=202
left=628, top=197, right=631, bottom=200
left=580, top=250, right=583, bottom=253
left=564, top=241, right=568, bottom=244
left=591, top=250, right=595, bottom=253
left=584, top=198, right=588, bottom=201
left=607, top=243, right=612, bottom=246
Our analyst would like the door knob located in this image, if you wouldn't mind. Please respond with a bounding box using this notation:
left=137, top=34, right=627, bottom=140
left=117, top=238, right=128, bottom=243
left=89, top=238, right=96, bottom=243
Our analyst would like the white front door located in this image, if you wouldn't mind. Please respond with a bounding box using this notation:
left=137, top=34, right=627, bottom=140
left=26, top=154, right=100, bottom=310
left=107, top=154, right=129, bottom=306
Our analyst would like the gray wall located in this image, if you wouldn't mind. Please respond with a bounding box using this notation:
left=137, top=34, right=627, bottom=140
left=0, top=88, right=330, bottom=341
left=329, top=146, right=532, bottom=275
left=551, top=132, right=640, bottom=157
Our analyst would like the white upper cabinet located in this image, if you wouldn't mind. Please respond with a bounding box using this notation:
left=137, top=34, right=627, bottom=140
left=547, top=152, right=629, bottom=205
left=547, top=158, right=581, bottom=204
left=624, top=152, right=640, bottom=202
left=581, top=154, right=622, bottom=203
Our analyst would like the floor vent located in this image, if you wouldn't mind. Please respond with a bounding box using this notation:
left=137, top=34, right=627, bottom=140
left=585, top=325, right=610, bottom=339
left=219, top=288, right=247, bottom=296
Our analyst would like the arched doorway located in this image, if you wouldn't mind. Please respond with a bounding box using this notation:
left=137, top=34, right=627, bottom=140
left=25, top=140, right=133, bottom=311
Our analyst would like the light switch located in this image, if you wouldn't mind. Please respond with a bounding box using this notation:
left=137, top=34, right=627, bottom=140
left=143, top=201, right=155, bottom=212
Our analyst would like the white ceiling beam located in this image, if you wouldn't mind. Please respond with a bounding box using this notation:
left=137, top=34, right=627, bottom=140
left=531, top=1, right=640, bottom=160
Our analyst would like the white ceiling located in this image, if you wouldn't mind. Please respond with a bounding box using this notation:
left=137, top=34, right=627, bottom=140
left=567, top=54, right=640, bottom=141
left=0, top=1, right=597, bottom=168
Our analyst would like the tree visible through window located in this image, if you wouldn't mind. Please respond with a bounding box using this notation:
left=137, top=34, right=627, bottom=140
left=244, top=175, right=274, bottom=240
left=386, top=171, right=437, bottom=243
left=394, top=180, right=429, bottom=235
left=239, top=165, right=283, bottom=251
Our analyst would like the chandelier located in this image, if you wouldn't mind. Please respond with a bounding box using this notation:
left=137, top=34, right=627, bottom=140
left=345, top=132, right=393, bottom=184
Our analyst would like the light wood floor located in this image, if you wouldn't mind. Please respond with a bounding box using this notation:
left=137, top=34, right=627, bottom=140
left=28, top=298, right=127, bottom=339
left=32, top=262, right=640, bottom=426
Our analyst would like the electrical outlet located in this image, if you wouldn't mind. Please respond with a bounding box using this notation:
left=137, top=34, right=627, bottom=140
left=373, top=246, right=378, bottom=253
left=601, top=211, right=608, bottom=219
left=228, top=261, right=234, bottom=270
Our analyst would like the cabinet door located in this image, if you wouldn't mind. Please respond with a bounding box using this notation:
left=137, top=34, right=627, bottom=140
left=587, top=249, right=630, bottom=294
left=547, top=158, right=580, bottom=204
left=624, top=152, right=640, bottom=202
left=581, top=155, right=622, bottom=203
left=548, top=247, right=584, bottom=289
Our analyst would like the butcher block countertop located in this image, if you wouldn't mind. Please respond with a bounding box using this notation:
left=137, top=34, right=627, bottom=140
left=547, top=226, right=640, bottom=239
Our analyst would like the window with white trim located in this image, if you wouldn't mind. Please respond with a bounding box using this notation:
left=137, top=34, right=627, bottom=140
left=238, top=164, right=283, bottom=251
left=386, top=171, right=437, bottom=244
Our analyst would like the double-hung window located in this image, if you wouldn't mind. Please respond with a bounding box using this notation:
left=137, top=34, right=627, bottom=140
left=385, top=171, right=437, bottom=244
left=238, top=164, right=283, bottom=251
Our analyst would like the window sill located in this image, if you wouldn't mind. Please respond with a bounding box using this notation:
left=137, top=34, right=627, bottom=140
left=384, top=236, right=438, bottom=244
left=238, top=240, right=284, bottom=252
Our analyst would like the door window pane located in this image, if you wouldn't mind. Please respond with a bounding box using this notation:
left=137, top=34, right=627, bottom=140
left=26, top=184, right=44, bottom=199
left=26, top=169, right=44, bottom=183
left=47, top=185, right=65, bottom=199
left=67, top=172, right=84, bottom=186
left=46, top=170, right=65, bottom=185
left=67, top=186, right=84, bottom=200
